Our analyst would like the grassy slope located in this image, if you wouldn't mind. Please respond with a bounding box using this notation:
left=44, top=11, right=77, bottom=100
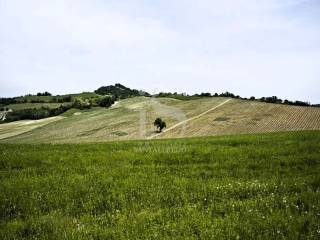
left=0, top=117, right=65, bottom=140
left=0, top=97, right=227, bottom=143
left=14, top=92, right=99, bottom=103
left=158, top=99, right=320, bottom=139
left=0, top=131, right=319, bottom=239
left=1, top=97, right=320, bottom=143
left=5, top=103, right=70, bottom=110
left=2, top=92, right=98, bottom=111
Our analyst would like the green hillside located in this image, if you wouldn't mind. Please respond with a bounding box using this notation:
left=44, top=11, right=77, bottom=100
left=14, top=92, right=99, bottom=104
left=1, top=96, right=320, bottom=143
left=1, top=131, right=319, bottom=239
left=5, top=103, right=69, bottom=111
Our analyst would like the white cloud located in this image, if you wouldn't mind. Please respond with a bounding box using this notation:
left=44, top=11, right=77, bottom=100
left=0, top=0, right=319, bottom=102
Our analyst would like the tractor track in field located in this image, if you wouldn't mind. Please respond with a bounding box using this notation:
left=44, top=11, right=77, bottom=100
left=148, top=98, right=232, bottom=139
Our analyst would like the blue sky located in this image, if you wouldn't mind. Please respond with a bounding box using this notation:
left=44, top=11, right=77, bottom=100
left=0, top=0, right=319, bottom=102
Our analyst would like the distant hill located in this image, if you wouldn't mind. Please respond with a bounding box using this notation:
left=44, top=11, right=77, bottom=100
left=1, top=96, right=320, bottom=143
left=95, top=83, right=150, bottom=99
left=0, top=84, right=151, bottom=123
left=1, top=83, right=319, bottom=138
left=0, top=82, right=151, bottom=108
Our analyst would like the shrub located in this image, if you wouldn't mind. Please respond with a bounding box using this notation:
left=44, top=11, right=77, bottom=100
left=61, top=96, right=72, bottom=102
left=98, top=96, right=115, bottom=108
left=73, top=98, right=91, bottom=110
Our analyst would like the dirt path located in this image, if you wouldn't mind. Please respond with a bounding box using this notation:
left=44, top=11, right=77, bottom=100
left=148, top=99, right=232, bottom=139
left=111, top=101, right=120, bottom=108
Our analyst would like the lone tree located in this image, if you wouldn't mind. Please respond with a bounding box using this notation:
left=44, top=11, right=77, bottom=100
left=154, top=118, right=166, bottom=132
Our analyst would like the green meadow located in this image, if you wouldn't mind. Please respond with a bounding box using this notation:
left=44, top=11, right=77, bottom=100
left=1, top=131, right=320, bottom=239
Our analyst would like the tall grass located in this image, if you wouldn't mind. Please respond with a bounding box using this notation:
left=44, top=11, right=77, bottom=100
left=1, top=131, right=320, bottom=239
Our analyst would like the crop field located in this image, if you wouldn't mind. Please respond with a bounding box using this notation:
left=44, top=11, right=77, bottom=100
left=14, top=92, right=99, bottom=103
left=158, top=99, right=320, bottom=139
left=5, top=103, right=69, bottom=111
left=0, top=97, right=228, bottom=143
left=0, top=131, right=319, bottom=239
left=0, top=117, right=65, bottom=140
left=1, top=97, right=320, bottom=143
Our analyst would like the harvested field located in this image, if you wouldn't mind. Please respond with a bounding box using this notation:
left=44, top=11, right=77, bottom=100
left=1, top=97, right=320, bottom=143
left=157, top=99, right=320, bottom=139
left=0, top=116, right=65, bottom=140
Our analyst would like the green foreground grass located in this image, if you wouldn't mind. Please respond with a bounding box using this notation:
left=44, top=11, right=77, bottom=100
left=1, top=131, right=320, bottom=239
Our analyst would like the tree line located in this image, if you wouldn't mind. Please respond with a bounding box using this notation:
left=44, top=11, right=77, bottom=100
left=36, top=92, right=52, bottom=96
left=3, top=105, right=72, bottom=122
left=0, top=95, right=73, bottom=106
left=156, top=92, right=317, bottom=107
left=1, top=96, right=115, bottom=123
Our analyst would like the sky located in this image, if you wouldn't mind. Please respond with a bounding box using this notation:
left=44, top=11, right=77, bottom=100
left=0, top=0, right=319, bottom=103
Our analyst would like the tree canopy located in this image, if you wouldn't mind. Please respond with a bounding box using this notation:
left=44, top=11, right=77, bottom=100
left=154, top=118, right=167, bottom=132
left=95, top=83, right=150, bottom=99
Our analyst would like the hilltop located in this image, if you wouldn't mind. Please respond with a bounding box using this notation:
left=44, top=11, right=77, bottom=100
left=95, top=83, right=150, bottom=99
